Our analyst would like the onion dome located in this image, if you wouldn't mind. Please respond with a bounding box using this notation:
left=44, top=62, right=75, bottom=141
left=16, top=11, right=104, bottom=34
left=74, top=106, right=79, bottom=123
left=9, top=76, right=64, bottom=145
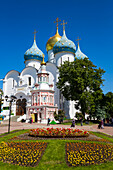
left=46, top=28, right=61, bottom=52
left=53, top=23, right=76, bottom=54
left=24, top=33, right=44, bottom=62
left=75, top=43, right=88, bottom=59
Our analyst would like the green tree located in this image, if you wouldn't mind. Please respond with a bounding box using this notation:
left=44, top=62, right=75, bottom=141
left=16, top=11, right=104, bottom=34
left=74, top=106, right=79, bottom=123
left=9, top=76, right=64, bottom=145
left=75, top=112, right=84, bottom=120
left=54, top=109, right=65, bottom=123
left=57, top=58, right=105, bottom=117
left=105, top=92, right=113, bottom=118
left=92, top=105, right=106, bottom=120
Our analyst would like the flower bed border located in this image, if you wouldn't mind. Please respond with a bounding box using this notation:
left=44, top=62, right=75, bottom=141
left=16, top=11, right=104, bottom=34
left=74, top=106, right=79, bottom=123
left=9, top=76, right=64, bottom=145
left=29, top=128, right=89, bottom=138
left=29, top=135, right=89, bottom=138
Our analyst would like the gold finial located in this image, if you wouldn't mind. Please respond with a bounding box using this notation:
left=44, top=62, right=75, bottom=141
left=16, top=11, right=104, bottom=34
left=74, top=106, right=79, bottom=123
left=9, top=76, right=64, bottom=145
left=41, top=54, right=46, bottom=65
left=33, top=29, right=38, bottom=41
left=54, top=17, right=61, bottom=34
left=61, top=20, right=67, bottom=33
left=76, top=37, right=81, bottom=47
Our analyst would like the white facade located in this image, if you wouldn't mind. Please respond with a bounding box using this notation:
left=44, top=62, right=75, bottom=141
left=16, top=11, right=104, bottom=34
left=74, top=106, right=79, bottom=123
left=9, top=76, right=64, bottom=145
left=2, top=26, right=87, bottom=120
left=2, top=52, right=76, bottom=119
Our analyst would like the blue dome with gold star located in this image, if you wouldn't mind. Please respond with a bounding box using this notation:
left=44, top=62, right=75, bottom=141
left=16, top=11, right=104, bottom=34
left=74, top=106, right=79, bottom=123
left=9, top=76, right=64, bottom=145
left=53, top=30, right=76, bottom=54
left=24, top=39, right=44, bottom=62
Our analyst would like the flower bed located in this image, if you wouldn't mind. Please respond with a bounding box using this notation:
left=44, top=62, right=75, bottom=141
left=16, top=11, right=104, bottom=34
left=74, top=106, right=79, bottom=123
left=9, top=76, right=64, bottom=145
left=0, top=141, right=47, bottom=167
left=66, top=142, right=113, bottom=167
left=29, top=128, right=89, bottom=138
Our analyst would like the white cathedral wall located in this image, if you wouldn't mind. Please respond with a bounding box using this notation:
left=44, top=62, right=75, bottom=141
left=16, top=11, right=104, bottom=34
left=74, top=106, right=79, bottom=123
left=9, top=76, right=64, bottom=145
left=25, top=60, right=41, bottom=70
left=54, top=52, right=75, bottom=119
left=4, top=71, right=19, bottom=97
left=55, top=52, right=75, bottom=67
left=20, top=67, right=37, bottom=87
left=48, top=50, right=54, bottom=63
left=3, top=68, right=37, bottom=117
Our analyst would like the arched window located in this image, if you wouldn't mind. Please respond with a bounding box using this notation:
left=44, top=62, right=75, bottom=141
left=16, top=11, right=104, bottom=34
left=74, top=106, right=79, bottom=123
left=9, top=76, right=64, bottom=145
left=28, top=77, right=31, bottom=86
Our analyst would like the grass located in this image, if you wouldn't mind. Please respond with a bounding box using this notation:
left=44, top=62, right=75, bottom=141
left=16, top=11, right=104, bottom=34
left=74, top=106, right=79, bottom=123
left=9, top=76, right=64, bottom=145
left=0, top=130, right=113, bottom=169
left=62, top=121, right=95, bottom=126
left=91, top=132, right=113, bottom=143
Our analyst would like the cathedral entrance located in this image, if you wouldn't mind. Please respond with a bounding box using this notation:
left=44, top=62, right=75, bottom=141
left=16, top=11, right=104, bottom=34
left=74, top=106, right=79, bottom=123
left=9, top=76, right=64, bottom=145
left=16, top=98, right=27, bottom=116
left=34, top=113, right=37, bottom=122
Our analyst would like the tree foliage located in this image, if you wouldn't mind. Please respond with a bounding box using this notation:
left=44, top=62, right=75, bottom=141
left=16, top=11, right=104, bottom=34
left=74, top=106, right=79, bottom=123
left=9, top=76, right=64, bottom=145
left=54, top=109, right=65, bottom=123
left=57, top=58, right=105, bottom=116
left=75, top=112, right=84, bottom=120
left=92, top=105, right=106, bottom=120
left=105, top=92, right=113, bottom=118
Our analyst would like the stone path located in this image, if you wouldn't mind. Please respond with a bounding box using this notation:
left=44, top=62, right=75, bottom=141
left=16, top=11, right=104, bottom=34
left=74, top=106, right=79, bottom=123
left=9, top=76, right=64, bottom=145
left=0, top=121, right=113, bottom=136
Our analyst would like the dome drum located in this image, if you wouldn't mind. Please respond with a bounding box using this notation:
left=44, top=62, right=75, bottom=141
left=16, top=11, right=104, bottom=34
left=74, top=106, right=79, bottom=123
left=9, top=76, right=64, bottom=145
left=53, top=46, right=75, bottom=54
left=24, top=55, right=43, bottom=62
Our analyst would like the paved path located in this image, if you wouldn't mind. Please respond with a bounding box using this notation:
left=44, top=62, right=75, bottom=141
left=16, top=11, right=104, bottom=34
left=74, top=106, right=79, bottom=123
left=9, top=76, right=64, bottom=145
left=0, top=121, right=113, bottom=136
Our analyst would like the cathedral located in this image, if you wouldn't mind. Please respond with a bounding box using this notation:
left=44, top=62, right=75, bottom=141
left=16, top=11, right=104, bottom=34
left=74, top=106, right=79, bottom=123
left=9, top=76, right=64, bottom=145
left=2, top=19, right=87, bottom=123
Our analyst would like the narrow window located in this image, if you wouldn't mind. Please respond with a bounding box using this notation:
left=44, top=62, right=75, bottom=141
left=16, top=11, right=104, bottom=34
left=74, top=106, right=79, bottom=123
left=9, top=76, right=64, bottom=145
left=47, top=77, right=49, bottom=83
left=13, top=79, right=14, bottom=87
left=28, top=77, right=31, bottom=86
left=20, top=80, right=22, bottom=85
left=35, top=96, right=37, bottom=104
left=43, top=96, right=46, bottom=102
left=50, top=96, right=52, bottom=103
left=61, top=57, right=62, bottom=65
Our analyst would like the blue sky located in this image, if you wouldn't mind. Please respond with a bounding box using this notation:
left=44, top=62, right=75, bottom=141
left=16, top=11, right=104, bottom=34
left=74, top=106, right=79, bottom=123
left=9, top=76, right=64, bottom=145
left=0, top=0, right=113, bottom=94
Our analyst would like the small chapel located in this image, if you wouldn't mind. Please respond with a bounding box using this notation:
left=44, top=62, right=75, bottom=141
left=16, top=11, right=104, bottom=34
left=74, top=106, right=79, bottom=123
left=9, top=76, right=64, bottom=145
left=27, top=56, right=58, bottom=123
left=2, top=18, right=88, bottom=123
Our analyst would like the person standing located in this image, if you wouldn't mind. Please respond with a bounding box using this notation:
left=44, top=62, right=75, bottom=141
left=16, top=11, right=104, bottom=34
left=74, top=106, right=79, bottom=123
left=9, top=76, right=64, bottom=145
left=101, top=119, right=104, bottom=129
left=71, top=118, right=75, bottom=127
left=47, top=117, right=50, bottom=126
left=80, top=118, right=83, bottom=126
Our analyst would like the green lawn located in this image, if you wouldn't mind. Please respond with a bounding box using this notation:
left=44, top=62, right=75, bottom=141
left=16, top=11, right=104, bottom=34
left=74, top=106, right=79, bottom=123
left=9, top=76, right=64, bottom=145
left=0, top=130, right=113, bottom=170
left=62, top=121, right=95, bottom=126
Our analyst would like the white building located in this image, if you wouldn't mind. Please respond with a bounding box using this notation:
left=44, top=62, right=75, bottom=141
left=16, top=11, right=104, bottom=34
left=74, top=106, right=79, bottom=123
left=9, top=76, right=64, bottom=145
left=2, top=20, right=87, bottom=122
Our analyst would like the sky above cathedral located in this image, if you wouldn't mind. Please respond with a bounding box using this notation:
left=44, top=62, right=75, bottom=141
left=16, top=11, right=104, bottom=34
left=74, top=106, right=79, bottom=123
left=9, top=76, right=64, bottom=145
left=0, top=0, right=113, bottom=94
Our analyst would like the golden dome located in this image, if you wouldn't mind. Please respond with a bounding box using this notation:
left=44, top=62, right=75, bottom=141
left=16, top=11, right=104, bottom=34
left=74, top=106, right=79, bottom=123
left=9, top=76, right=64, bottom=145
left=46, top=28, right=61, bottom=52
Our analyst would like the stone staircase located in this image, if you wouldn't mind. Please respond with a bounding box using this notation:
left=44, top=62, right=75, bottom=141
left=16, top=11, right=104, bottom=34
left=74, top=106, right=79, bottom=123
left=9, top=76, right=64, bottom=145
left=10, top=116, right=20, bottom=122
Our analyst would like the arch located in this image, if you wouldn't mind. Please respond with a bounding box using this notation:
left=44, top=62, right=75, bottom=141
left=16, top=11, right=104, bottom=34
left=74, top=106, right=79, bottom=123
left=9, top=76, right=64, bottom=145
left=16, top=98, right=27, bottom=116
left=20, top=66, right=38, bottom=77
left=20, top=66, right=38, bottom=87
left=4, top=70, right=20, bottom=80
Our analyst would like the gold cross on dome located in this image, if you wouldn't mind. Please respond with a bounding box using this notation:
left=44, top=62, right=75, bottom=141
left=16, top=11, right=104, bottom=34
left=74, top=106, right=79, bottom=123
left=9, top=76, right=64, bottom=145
left=61, top=20, right=67, bottom=31
left=54, top=17, right=61, bottom=28
left=33, top=29, right=38, bottom=41
left=76, top=37, right=81, bottom=46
